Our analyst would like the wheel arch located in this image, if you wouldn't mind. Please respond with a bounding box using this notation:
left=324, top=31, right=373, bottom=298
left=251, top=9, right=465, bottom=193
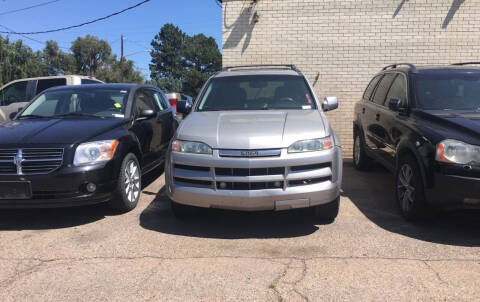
left=395, top=140, right=430, bottom=187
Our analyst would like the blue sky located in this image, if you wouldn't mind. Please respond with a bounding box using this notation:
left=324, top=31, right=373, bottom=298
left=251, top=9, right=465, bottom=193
left=0, top=0, right=223, bottom=79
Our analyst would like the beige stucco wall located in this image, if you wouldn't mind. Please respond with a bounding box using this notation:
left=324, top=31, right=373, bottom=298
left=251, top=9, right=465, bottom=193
left=222, top=0, right=480, bottom=156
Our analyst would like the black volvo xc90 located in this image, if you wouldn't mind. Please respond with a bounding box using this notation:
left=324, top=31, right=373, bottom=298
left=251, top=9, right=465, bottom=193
left=353, top=63, right=480, bottom=221
left=0, top=84, right=177, bottom=211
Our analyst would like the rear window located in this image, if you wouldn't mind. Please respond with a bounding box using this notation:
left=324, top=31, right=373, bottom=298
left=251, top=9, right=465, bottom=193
left=197, top=75, right=316, bottom=111
left=363, top=75, right=382, bottom=101
left=36, top=78, right=67, bottom=95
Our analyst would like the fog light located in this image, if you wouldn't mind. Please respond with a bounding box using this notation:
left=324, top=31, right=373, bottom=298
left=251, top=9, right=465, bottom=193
left=86, top=183, right=96, bottom=193
left=219, top=182, right=227, bottom=189
left=274, top=181, right=282, bottom=188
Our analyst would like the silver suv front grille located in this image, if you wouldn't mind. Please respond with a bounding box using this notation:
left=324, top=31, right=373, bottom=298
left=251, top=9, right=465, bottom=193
left=0, top=148, right=64, bottom=175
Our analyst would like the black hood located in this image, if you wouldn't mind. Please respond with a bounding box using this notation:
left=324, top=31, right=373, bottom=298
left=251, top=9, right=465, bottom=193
left=416, top=110, right=480, bottom=143
left=0, top=118, right=126, bottom=146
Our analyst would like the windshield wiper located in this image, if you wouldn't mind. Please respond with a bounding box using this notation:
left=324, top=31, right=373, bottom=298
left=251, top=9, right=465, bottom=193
left=53, top=113, right=102, bottom=118
left=17, top=114, right=48, bottom=119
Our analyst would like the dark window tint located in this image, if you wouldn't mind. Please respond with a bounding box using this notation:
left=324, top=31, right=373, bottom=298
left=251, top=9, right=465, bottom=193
left=134, top=89, right=159, bottom=115
left=0, top=81, right=28, bottom=105
left=36, top=78, right=67, bottom=95
left=372, top=73, right=396, bottom=106
left=81, top=79, right=102, bottom=84
left=385, top=74, right=408, bottom=106
left=414, top=73, right=480, bottom=110
left=363, top=75, right=382, bottom=101
left=153, top=91, right=168, bottom=111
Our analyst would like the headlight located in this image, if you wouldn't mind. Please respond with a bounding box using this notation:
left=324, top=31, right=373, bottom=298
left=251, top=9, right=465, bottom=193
left=74, top=140, right=119, bottom=166
left=436, top=139, right=480, bottom=164
left=171, top=140, right=212, bottom=154
left=288, top=137, right=333, bottom=153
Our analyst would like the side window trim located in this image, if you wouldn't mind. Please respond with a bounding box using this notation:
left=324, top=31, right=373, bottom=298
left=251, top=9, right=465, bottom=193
left=363, top=75, right=383, bottom=102
left=385, top=72, right=409, bottom=107
left=371, top=73, right=396, bottom=107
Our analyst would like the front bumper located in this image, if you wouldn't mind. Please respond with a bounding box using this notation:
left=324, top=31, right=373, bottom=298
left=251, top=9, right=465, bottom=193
left=0, top=162, right=117, bottom=208
left=166, top=146, right=342, bottom=211
left=427, top=173, right=480, bottom=208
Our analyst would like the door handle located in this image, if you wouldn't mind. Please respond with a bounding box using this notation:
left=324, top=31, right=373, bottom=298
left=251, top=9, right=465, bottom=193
left=376, top=113, right=380, bottom=121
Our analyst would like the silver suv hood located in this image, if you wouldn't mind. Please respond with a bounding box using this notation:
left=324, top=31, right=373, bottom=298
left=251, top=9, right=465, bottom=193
left=177, top=110, right=329, bottom=149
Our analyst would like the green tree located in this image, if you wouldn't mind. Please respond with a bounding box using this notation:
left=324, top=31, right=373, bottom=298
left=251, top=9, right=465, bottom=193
left=149, top=24, right=186, bottom=79
left=149, top=75, right=182, bottom=93
left=71, top=35, right=111, bottom=77
left=42, top=40, right=76, bottom=76
left=96, top=56, right=144, bottom=83
left=149, top=24, right=222, bottom=97
left=0, top=35, right=45, bottom=86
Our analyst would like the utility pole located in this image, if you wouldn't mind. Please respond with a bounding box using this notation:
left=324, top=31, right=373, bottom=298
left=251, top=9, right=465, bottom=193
left=120, top=34, right=124, bottom=61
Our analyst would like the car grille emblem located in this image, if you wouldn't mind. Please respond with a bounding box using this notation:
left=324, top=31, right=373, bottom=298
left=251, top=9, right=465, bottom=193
left=240, top=151, right=259, bottom=157
left=13, top=149, right=23, bottom=175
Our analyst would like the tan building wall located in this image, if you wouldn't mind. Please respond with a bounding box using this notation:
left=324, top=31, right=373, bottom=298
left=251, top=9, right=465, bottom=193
left=221, top=0, right=480, bottom=156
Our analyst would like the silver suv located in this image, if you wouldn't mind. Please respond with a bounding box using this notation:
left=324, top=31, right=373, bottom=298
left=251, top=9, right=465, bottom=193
left=165, top=65, right=342, bottom=221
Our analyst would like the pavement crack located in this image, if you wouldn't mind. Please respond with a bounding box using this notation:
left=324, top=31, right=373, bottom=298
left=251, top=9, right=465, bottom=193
left=423, top=260, right=449, bottom=286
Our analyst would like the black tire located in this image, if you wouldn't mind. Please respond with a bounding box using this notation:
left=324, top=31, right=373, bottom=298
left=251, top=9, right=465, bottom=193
left=108, top=153, right=141, bottom=213
left=170, top=199, right=198, bottom=219
left=312, top=197, right=339, bottom=222
left=396, top=154, right=426, bottom=221
left=353, top=132, right=373, bottom=170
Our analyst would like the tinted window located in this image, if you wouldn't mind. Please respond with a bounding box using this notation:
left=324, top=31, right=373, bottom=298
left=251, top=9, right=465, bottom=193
left=385, top=74, right=408, bottom=106
left=372, top=73, right=396, bottom=106
left=363, top=75, right=382, bottom=101
left=0, top=81, right=28, bottom=105
left=197, top=75, right=316, bottom=111
left=81, top=79, right=102, bottom=84
left=20, top=88, right=130, bottom=118
left=414, top=73, right=480, bottom=110
left=36, top=78, right=67, bottom=95
left=134, top=89, right=159, bottom=115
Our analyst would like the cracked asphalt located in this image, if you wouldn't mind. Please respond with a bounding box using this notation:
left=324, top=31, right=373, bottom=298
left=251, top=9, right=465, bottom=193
left=1, top=160, right=480, bottom=301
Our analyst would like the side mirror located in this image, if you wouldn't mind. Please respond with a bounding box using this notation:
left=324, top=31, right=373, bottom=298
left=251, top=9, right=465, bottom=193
left=9, top=107, right=23, bottom=120
left=176, top=100, right=192, bottom=115
left=136, top=109, right=156, bottom=121
left=322, top=97, right=338, bottom=112
left=388, top=98, right=403, bottom=112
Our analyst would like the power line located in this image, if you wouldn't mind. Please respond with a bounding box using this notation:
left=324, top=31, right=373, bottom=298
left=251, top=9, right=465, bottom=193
left=0, top=0, right=60, bottom=16
left=0, top=24, right=70, bottom=49
left=214, top=0, right=222, bottom=8
left=0, top=0, right=151, bottom=35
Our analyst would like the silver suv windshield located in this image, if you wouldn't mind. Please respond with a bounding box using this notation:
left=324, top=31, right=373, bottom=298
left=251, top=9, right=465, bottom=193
left=197, top=75, right=316, bottom=111
left=20, top=88, right=130, bottom=119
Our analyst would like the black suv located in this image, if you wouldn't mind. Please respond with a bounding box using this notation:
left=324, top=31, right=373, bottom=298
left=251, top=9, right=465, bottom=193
left=0, top=84, right=177, bottom=211
left=353, top=63, right=480, bottom=221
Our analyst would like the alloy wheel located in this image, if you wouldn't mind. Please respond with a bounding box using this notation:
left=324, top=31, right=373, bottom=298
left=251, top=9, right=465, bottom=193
left=124, top=160, right=140, bottom=203
left=397, top=163, right=416, bottom=212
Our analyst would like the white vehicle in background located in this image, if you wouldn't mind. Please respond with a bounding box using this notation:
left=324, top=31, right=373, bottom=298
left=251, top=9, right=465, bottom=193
left=0, top=75, right=103, bottom=123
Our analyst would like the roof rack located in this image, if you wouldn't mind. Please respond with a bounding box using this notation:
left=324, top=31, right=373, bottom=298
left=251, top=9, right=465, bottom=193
left=382, top=63, right=417, bottom=72
left=222, top=64, right=300, bottom=73
left=451, top=62, right=480, bottom=66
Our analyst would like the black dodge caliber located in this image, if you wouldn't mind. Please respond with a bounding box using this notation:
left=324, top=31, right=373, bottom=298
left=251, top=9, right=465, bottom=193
left=0, top=84, right=177, bottom=211
left=353, top=63, right=480, bottom=221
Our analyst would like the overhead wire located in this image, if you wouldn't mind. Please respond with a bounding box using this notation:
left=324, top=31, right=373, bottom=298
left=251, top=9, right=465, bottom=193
left=0, top=0, right=60, bottom=16
left=0, top=0, right=151, bottom=35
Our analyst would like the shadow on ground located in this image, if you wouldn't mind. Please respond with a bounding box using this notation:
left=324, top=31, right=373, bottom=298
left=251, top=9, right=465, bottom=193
left=0, top=166, right=165, bottom=231
left=139, top=186, right=329, bottom=239
left=342, top=160, right=480, bottom=247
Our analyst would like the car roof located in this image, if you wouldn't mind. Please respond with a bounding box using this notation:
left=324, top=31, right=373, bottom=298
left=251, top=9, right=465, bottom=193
left=45, top=83, right=147, bottom=92
left=382, top=65, right=480, bottom=75
left=215, top=69, right=302, bottom=78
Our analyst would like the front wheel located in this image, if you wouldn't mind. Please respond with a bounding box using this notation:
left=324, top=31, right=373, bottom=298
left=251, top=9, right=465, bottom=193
left=312, top=197, right=339, bottom=222
left=109, top=153, right=141, bottom=212
left=396, top=155, right=426, bottom=221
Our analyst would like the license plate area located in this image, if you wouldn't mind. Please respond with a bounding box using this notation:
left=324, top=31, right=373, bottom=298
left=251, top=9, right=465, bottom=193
left=0, top=181, right=32, bottom=199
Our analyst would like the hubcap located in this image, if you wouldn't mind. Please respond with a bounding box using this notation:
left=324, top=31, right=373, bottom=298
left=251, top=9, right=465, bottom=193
left=124, top=160, right=140, bottom=203
left=397, top=163, right=416, bottom=212
left=354, top=136, right=361, bottom=165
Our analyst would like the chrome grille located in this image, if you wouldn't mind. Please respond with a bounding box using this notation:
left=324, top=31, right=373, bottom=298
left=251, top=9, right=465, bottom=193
left=0, top=148, right=64, bottom=175
left=173, top=162, right=332, bottom=190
